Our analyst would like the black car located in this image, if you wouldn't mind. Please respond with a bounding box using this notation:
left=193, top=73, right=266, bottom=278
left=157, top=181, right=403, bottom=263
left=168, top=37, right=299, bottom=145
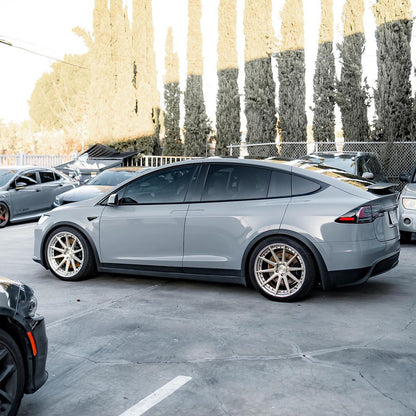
left=0, top=278, right=48, bottom=416
left=300, top=152, right=387, bottom=182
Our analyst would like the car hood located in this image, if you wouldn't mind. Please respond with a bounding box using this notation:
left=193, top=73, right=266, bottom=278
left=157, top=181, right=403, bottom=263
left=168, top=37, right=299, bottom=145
left=401, top=183, right=416, bottom=198
left=58, top=185, right=113, bottom=203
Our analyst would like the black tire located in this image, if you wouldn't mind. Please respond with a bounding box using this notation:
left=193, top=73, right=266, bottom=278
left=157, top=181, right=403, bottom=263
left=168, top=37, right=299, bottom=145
left=400, top=231, right=412, bottom=243
left=249, top=236, right=316, bottom=302
left=0, top=329, right=25, bottom=416
left=0, top=203, right=10, bottom=228
left=45, top=226, right=96, bottom=281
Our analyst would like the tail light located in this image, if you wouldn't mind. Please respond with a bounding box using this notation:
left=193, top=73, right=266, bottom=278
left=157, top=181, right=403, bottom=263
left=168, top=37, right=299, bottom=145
left=335, top=205, right=384, bottom=224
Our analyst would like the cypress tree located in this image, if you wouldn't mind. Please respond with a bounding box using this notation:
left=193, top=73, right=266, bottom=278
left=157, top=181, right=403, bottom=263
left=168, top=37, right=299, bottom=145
left=89, top=0, right=113, bottom=143
left=373, top=0, right=413, bottom=142
left=336, top=0, right=369, bottom=145
left=184, top=0, right=211, bottom=157
left=277, top=0, right=307, bottom=157
left=216, top=0, right=240, bottom=156
left=312, top=0, right=336, bottom=149
left=132, top=0, right=161, bottom=139
left=163, top=28, right=183, bottom=156
left=244, top=0, right=277, bottom=155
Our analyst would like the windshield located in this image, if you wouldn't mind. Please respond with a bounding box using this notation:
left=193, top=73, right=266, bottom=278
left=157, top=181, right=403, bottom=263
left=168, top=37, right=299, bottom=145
left=301, top=155, right=356, bottom=174
left=0, top=169, right=16, bottom=187
left=89, top=169, right=139, bottom=186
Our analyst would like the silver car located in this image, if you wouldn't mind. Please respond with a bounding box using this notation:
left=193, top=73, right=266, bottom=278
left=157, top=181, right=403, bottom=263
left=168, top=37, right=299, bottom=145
left=33, top=158, right=400, bottom=302
left=398, top=163, right=416, bottom=241
left=0, top=166, right=76, bottom=228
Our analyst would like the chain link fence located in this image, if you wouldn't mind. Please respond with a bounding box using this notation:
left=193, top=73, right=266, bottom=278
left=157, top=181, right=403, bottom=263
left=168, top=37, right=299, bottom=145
left=227, top=141, right=416, bottom=183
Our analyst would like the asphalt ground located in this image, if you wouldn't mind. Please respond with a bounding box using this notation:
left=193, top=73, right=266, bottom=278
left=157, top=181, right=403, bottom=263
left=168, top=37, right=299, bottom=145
left=0, top=222, right=415, bottom=416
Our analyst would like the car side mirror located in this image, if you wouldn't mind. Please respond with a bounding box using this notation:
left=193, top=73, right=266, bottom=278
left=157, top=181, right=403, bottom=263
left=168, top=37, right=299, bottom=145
left=108, top=193, right=118, bottom=206
left=362, top=172, right=374, bottom=180
left=15, top=182, right=27, bottom=190
left=399, top=173, right=409, bottom=182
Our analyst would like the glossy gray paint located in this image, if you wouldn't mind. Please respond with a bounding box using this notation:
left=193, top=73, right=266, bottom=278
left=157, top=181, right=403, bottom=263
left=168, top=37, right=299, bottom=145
left=33, top=158, right=400, bottom=288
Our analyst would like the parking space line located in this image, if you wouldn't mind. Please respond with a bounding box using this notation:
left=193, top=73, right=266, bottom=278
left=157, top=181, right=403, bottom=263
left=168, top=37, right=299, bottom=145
left=119, top=375, right=192, bottom=416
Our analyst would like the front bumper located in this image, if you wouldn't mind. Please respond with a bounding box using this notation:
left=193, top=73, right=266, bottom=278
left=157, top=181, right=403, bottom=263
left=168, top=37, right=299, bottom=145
left=22, top=316, right=48, bottom=393
left=398, top=209, right=416, bottom=233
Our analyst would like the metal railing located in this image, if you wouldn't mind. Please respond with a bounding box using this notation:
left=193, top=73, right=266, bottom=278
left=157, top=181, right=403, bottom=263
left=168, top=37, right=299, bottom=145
left=227, top=141, right=416, bottom=182
left=0, top=153, right=74, bottom=168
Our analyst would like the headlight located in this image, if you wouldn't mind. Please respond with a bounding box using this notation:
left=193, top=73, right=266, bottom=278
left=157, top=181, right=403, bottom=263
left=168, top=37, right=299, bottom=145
left=402, top=198, right=416, bottom=210
left=38, top=214, right=50, bottom=225
left=26, top=295, right=38, bottom=317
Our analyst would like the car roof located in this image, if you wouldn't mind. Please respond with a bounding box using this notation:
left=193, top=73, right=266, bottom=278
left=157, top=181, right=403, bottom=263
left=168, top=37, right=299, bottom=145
left=106, top=166, right=146, bottom=172
left=306, top=151, right=377, bottom=159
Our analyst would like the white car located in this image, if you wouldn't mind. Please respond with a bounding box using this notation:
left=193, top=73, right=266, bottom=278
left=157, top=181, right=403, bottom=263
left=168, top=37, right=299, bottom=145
left=399, top=164, right=416, bottom=241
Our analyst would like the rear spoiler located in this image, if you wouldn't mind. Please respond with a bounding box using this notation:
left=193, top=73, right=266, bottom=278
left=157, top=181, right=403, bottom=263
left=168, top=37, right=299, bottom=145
left=367, top=182, right=398, bottom=195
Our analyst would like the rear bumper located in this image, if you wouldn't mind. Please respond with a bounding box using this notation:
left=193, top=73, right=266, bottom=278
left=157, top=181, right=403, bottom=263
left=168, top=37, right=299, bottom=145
left=327, top=250, right=400, bottom=288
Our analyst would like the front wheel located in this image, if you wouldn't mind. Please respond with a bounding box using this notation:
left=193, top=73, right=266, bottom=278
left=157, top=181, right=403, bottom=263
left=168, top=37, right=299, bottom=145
left=249, top=237, right=316, bottom=302
left=400, top=231, right=412, bottom=243
left=45, top=227, right=96, bottom=281
left=0, top=329, right=25, bottom=416
left=0, top=203, right=9, bottom=228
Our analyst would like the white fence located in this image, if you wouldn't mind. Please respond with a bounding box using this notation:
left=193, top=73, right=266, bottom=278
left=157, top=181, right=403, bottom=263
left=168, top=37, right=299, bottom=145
left=0, top=153, right=74, bottom=168
left=129, top=155, right=202, bottom=167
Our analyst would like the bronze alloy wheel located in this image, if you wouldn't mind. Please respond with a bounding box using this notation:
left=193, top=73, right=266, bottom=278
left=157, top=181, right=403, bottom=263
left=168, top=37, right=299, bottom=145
left=250, top=237, right=315, bottom=302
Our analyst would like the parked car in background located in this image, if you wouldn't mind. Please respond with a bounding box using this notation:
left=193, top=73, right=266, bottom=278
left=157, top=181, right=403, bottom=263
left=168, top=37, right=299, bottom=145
left=0, top=166, right=77, bottom=228
left=0, top=277, right=48, bottom=416
left=398, top=162, right=416, bottom=241
left=54, top=166, right=148, bottom=207
left=299, top=152, right=387, bottom=182
left=34, top=158, right=399, bottom=302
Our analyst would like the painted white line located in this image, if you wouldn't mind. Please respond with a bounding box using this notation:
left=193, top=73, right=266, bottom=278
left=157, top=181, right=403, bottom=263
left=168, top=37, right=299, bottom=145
left=119, top=376, right=192, bottom=416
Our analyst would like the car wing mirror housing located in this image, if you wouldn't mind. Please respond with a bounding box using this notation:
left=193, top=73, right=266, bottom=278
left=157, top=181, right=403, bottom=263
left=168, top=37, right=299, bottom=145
left=108, top=193, right=119, bottom=206
left=399, top=173, right=409, bottom=182
left=362, top=172, right=374, bottom=180
left=15, top=182, right=27, bottom=190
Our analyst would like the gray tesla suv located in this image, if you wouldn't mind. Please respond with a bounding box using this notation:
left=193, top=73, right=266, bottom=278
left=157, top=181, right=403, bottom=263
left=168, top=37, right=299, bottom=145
left=33, top=158, right=400, bottom=302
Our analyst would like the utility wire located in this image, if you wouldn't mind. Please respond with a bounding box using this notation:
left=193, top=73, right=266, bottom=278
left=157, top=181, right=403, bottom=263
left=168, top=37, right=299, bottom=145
left=0, top=39, right=88, bottom=69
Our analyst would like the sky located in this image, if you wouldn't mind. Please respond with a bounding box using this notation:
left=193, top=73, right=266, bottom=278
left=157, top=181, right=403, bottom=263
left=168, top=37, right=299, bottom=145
left=1, top=0, right=416, bottom=132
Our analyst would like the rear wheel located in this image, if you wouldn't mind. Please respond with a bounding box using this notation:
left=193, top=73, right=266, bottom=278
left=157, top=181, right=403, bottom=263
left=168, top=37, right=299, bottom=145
left=249, top=237, right=315, bottom=302
left=45, top=227, right=95, bottom=281
left=0, top=203, right=9, bottom=228
left=0, top=329, right=25, bottom=416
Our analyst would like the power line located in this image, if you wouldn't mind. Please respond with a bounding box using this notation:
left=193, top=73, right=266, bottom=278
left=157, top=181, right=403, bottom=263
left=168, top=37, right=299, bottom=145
left=0, top=39, right=88, bottom=70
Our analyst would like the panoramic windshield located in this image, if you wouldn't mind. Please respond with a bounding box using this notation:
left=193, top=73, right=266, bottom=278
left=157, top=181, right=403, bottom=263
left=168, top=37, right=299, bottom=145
left=0, top=169, right=16, bottom=187
left=302, top=155, right=355, bottom=174
left=89, top=170, right=138, bottom=186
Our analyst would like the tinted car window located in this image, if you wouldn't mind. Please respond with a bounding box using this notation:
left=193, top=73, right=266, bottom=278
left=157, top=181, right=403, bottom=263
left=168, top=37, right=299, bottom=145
left=201, top=164, right=270, bottom=202
left=90, top=170, right=138, bottom=186
left=119, top=166, right=197, bottom=204
left=16, top=171, right=38, bottom=186
left=292, top=175, right=321, bottom=195
left=39, top=170, right=56, bottom=183
left=268, top=170, right=291, bottom=198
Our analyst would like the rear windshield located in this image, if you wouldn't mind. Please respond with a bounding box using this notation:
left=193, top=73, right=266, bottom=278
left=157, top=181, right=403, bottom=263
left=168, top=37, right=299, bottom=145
left=292, top=161, right=373, bottom=190
left=0, top=169, right=16, bottom=187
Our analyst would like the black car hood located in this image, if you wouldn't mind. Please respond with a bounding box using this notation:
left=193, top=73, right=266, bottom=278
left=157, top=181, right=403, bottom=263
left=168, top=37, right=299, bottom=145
left=0, top=277, right=23, bottom=313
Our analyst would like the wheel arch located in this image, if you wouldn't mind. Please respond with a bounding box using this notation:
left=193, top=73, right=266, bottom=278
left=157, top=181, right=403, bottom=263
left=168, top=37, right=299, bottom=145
left=241, top=229, right=331, bottom=290
left=0, top=200, right=11, bottom=223
left=40, top=221, right=100, bottom=270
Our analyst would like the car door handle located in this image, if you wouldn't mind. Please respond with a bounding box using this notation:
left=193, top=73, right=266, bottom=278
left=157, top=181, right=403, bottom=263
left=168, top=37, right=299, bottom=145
left=170, top=210, right=188, bottom=214
left=188, top=209, right=204, bottom=213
